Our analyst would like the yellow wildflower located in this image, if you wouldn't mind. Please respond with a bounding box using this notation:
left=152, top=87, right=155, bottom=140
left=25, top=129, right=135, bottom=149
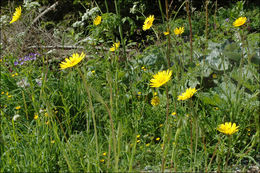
left=217, top=122, right=239, bottom=135
left=159, top=124, right=163, bottom=127
left=100, top=159, right=105, bottom=163
left=51, top=140, right=55, bottom=144
left=34, top=114, right=39, bottom=120
left=143, top=15, right=154, bottom=31
left=146, top=143, right=150, bottom=147
left=15, top=106, right=21, bottom=110
left=102, top=152, right=107, bottom=156
left=137, top=139, right=141, bottom=143
left=10, top=6, right=22, bottom=24
left=150, top=69, right=172, bottom=88
left=171, top=112, right=176, bottom=116
left=110, top=42, right=120, bottom=52
left=93, top=15, right=101, bottom=26
left=212, top=74, right=217, bottom=78
left=44, top=112, right=48, bottom=117
left=136, top=134, right=141, bottom=138
left=151, top=96, right=160, bottom=106
left=1, top=92, right=4, bottom=95
left=164, top=31, right=169, bottom=35
left=177, top=88, right=197, bottom=101
left=141, top=66, right=146, bottom=71
left=156, top=137, right=160, bottom=141
left=174, top=27, right=184, bottom=35
left=60, top=52, right=85, bottom=70
left=233, top=17, right=246, bottom=27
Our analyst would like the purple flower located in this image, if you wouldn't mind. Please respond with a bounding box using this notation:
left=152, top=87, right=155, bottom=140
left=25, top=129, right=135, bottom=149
left=225, top=18, right=229, bottom=22
left=14, top=61, right=19, bottom=66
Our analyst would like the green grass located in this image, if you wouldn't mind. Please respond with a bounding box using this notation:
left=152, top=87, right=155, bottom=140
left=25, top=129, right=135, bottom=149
left=0, top=0, right=259, bottom=172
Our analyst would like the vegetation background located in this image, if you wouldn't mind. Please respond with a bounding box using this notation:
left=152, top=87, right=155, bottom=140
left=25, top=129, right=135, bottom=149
left=0, top=0, right=259, bottom=172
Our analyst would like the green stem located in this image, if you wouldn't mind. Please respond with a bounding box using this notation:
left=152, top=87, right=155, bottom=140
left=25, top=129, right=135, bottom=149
left=185, top=0, right=193, bottom=62
left=77, top=68, right=99, bottom=170
left=161, top=85, right=170, bottom=172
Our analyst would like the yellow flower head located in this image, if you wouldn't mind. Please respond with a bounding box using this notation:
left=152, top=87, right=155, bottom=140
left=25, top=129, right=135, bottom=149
left=174, top=27, right=184, bottom=35
left=156, top=137, right=160, bottom=141
left=217, top=122, right=239, bottom=135
left=93, top=15, right=101, bottom=26
left=51, top=140, right=55, bottom=144
left=233, top=17, right=247, bottom=27
left=15, top=106, right=21, bottom=110
left=110, top=42, right=120, bottom=52
left=136, top=134, right=141, bottom=138
left=143, top=15, right=154, bottom=31
left=34, top=114, right=39, bottom=120
left=151, top=96, right=160, bottom=106
left=164, top=31, right=169, bottom=35
left=177, top=88, right=197, bottom=101
left=60, top=52, right=85, bottom=70
left=150, top=69, right=172, bottom=88
left=10, top=6, right=22, bottom=24
left=171, top=112, right=176, bottom=116
left=102, top=152, right=107, bottom=156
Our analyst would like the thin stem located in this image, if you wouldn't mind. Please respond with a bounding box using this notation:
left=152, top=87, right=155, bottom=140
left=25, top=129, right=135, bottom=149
left=161, top=85, right=170, bottom=172
left=225, top=135, right=232, bottom=171
left=77, top=68, right=99, bottom=170
left=165, top=0, right=171, bottom=68
left=185, top=0, right=193, bottom=62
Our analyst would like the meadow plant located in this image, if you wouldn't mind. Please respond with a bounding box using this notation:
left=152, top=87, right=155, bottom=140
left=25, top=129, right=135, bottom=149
left=0, top=0, right=259, bottom=172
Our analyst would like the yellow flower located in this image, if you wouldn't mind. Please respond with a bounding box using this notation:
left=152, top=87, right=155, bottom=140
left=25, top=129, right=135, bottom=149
left=102, top=152, right=107, bottom=156
left=34, top=114, right=39, bottom=120
left=91, top=70, right=95, bottom=74
left=156, top=137, right=160, bottom=141
left=164, top=31, right=169, bottom=35
left=12, top=74, right=15, bottom=77
left=137, top=92, right=141, bottom=95
left=8, top=95, right=12, bottom=98
left=100, top=159, right=105, bottom=163
left=159, top=124, right=163, bottom=127
left=6, top=92, right=9, bottom=95
left=177, top=88, right=197, bottom=101
left=150, top=69, right=172, bottom=88
left=1, top=92, right=4, bottom=95
left=233, top=17, right=246, bottom=27
left=93, top=15, right=101, bottom=26
left=15, top=106, right=21, bottom=110
left=136, top=134, right=141, bottom=138
left=60, top=52, right=85, bottom=70
left=137, top=139, right=141, bottom=143
left=44, top=112, right=48, bottom=117
left=51, top=140, right=55, bottom=144
left=145, top=143, right=150, bottom=147
left=217, top=122, right=239, bottom=135
left=10, top=6, right=22, bottom=24
left=153, top=92, right=157, bottom=96
left=171, top=112, right=176, bottom=116
left=45, top=121, right=49, bottom=125
left=212, top=74, right=217, bottom=78
left=174, top=27, right=184, bottom=35
left=143, top=15, right=154, bottom=31
left=151, top=96, right=160, bottom=106
left=141, top=66, right=146, bottom=71
left=110, top=42, right=120, bottom=52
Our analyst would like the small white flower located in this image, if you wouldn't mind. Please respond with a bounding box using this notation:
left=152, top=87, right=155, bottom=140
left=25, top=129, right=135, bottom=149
left=16, top=78, right=30, bottom=88
left=13, top=114, right=20, bottom=121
